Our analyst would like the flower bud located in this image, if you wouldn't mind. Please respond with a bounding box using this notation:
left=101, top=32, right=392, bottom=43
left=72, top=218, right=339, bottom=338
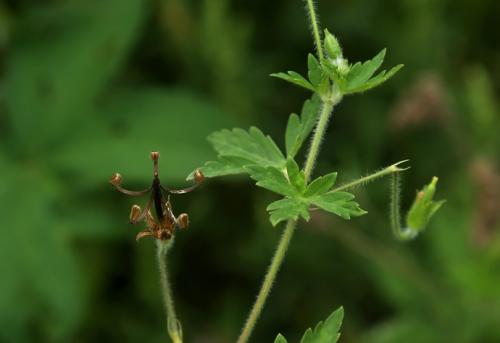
left=324, top=29, right=342, bottom=60
left=406, top=177, right=444, bottom=232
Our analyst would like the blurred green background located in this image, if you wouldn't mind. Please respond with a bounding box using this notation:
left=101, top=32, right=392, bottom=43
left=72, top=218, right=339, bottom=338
left=1, top=0, right=499, bottom=342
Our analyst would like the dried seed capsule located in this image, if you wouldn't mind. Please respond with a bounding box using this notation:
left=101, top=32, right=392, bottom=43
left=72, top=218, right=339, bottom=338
left=177, top=213, right=189, bottom=229
left=194, top=169, right=204, bottom=184
left=110, top=173, right=122, bottom=186
left=130, top=205, right=142, bottom=223
left=150, top=151, right=160, bottom=161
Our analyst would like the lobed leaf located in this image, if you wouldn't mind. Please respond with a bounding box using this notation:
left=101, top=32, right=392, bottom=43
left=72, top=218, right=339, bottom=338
left=286, top=158, right=306, bottom=193
left=246, top=165, right=296, bottom=197
left=271, top=71, right=315, bottom=92
left=285, top=113, right=301, bottom=157
left=285, top=95, right=322, bottom=157
left=346, top=64, right=403, bottom=94
left=311, top=192, right=367, bottom=219
left=304, top=172, right=338, bottom=197
left=207, top=126, right=286, bottom=171
left=267, top=198, right=310, bottom=226
left=196, top=158, right=247, bottom=178
left=274, top=334, right=288, bottom=343
left=307, top=53, right=323, bottom=87
left=301, top=307, right=344, bottom=343
left=346, top=49, right=386, bottom=90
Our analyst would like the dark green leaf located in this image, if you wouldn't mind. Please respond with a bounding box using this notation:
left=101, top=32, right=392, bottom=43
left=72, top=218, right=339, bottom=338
left=271, top=71, right=315, bottom=92
left=267, top=198, right=310, bottom=226
left=246, top=165, right=296, bottom=196
left=311, top=192, right=367, bottom=219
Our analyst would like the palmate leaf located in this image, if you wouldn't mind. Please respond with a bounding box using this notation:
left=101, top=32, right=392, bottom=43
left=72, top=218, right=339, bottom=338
left=275, top=307, right=344, bottom=343
left=304, top=172, right=338, bottom=197
left=346, top=64, right=404, bottom=94
left=344, top=49, right=403, bottom=94
left=285, top=95, right=321, bottom=157
left=274, top=333, right=288, bottom=343
left=267, top=198, right=310, bottom=226
left=308, top=53, right=323, bottom=87
left=202, top=126, right=286, bottom=178
left=246, top=165, right=297, bottom=196
left=301, top=307, right=344, bottom=343
left=346, top=49, right=387, bottom=89
left=311, top=192, right=367, bottom=220
left=271, top=71, right=315, bottom=92
left=286, top=158, right=307, bottom=194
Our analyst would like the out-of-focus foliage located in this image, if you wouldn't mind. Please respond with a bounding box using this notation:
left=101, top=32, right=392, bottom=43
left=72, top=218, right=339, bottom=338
left=0, top=0, right=499, bottom=342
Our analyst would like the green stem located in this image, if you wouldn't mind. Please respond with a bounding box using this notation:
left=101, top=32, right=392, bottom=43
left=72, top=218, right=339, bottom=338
left=304, top=99, right=337, bottom=180
left=305, top=0, right=324, bottom=63
left=237, top=100, right=338, bottom=343
left=332, top=160, right=409, bottom=192
left=390, top=172, right=417, bottom=241
left=156, top=240, right=183, bottom=343
left=236, top=220, right=297, bottom=343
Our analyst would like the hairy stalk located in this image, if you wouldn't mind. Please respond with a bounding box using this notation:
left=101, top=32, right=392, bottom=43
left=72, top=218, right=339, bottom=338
left=304, top=99, right=337, bottom=180
left=332, top=160, right=409, bottom=192
left=390, top=172, right=416, bottom=240
left=156, top=240, right=183, bottom=343
left=237, top=220, right=297, bottom=343
left=237, top=99, right=338, bottom=343
left=305, top=0, right=324, bottom=63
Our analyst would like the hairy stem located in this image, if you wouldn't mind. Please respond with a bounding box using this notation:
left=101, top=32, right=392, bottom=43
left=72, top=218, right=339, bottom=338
left=304, top=99, right=337, bottom=180
left=237, top=220, right=297, bottom=343
left=305, top=0, right=324, bottom=63
left=237, top=99, right=338, bottom=343
left=332, top=160, right=409, bottom=192
left=156, top=240, right=183, bottom=343
left=390, top=172, right=416, bottom=241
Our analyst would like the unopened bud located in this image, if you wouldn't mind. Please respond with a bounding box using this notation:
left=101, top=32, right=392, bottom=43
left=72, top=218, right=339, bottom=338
left=194, top=169, right=204, bottom=184
left=177, top=213, right=189, bottom=229
left=150, top=151, right=160, bottom=161
left=110, top=173, right=122, bottom=186
left=324, top=29, right=342, bottom=59
left=130, top=205, right=142, bottom=223
left=406, top=177, right=444, bottom=232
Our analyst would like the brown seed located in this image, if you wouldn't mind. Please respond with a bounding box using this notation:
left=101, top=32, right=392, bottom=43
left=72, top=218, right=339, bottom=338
left=194, top=169, right=205, bottom=184
left=178, top=213, right=189, bottom=229
left=129, top=205, right=142, bottom=223
left=150, top=151, right=160, bottom=161
left=110, top=173, right=122, bottom=186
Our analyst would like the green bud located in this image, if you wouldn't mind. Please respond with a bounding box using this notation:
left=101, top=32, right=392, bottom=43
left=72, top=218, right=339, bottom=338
left=324, top=29, right=342, bottom=59
left=406, top=177, right=445, bottom=232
